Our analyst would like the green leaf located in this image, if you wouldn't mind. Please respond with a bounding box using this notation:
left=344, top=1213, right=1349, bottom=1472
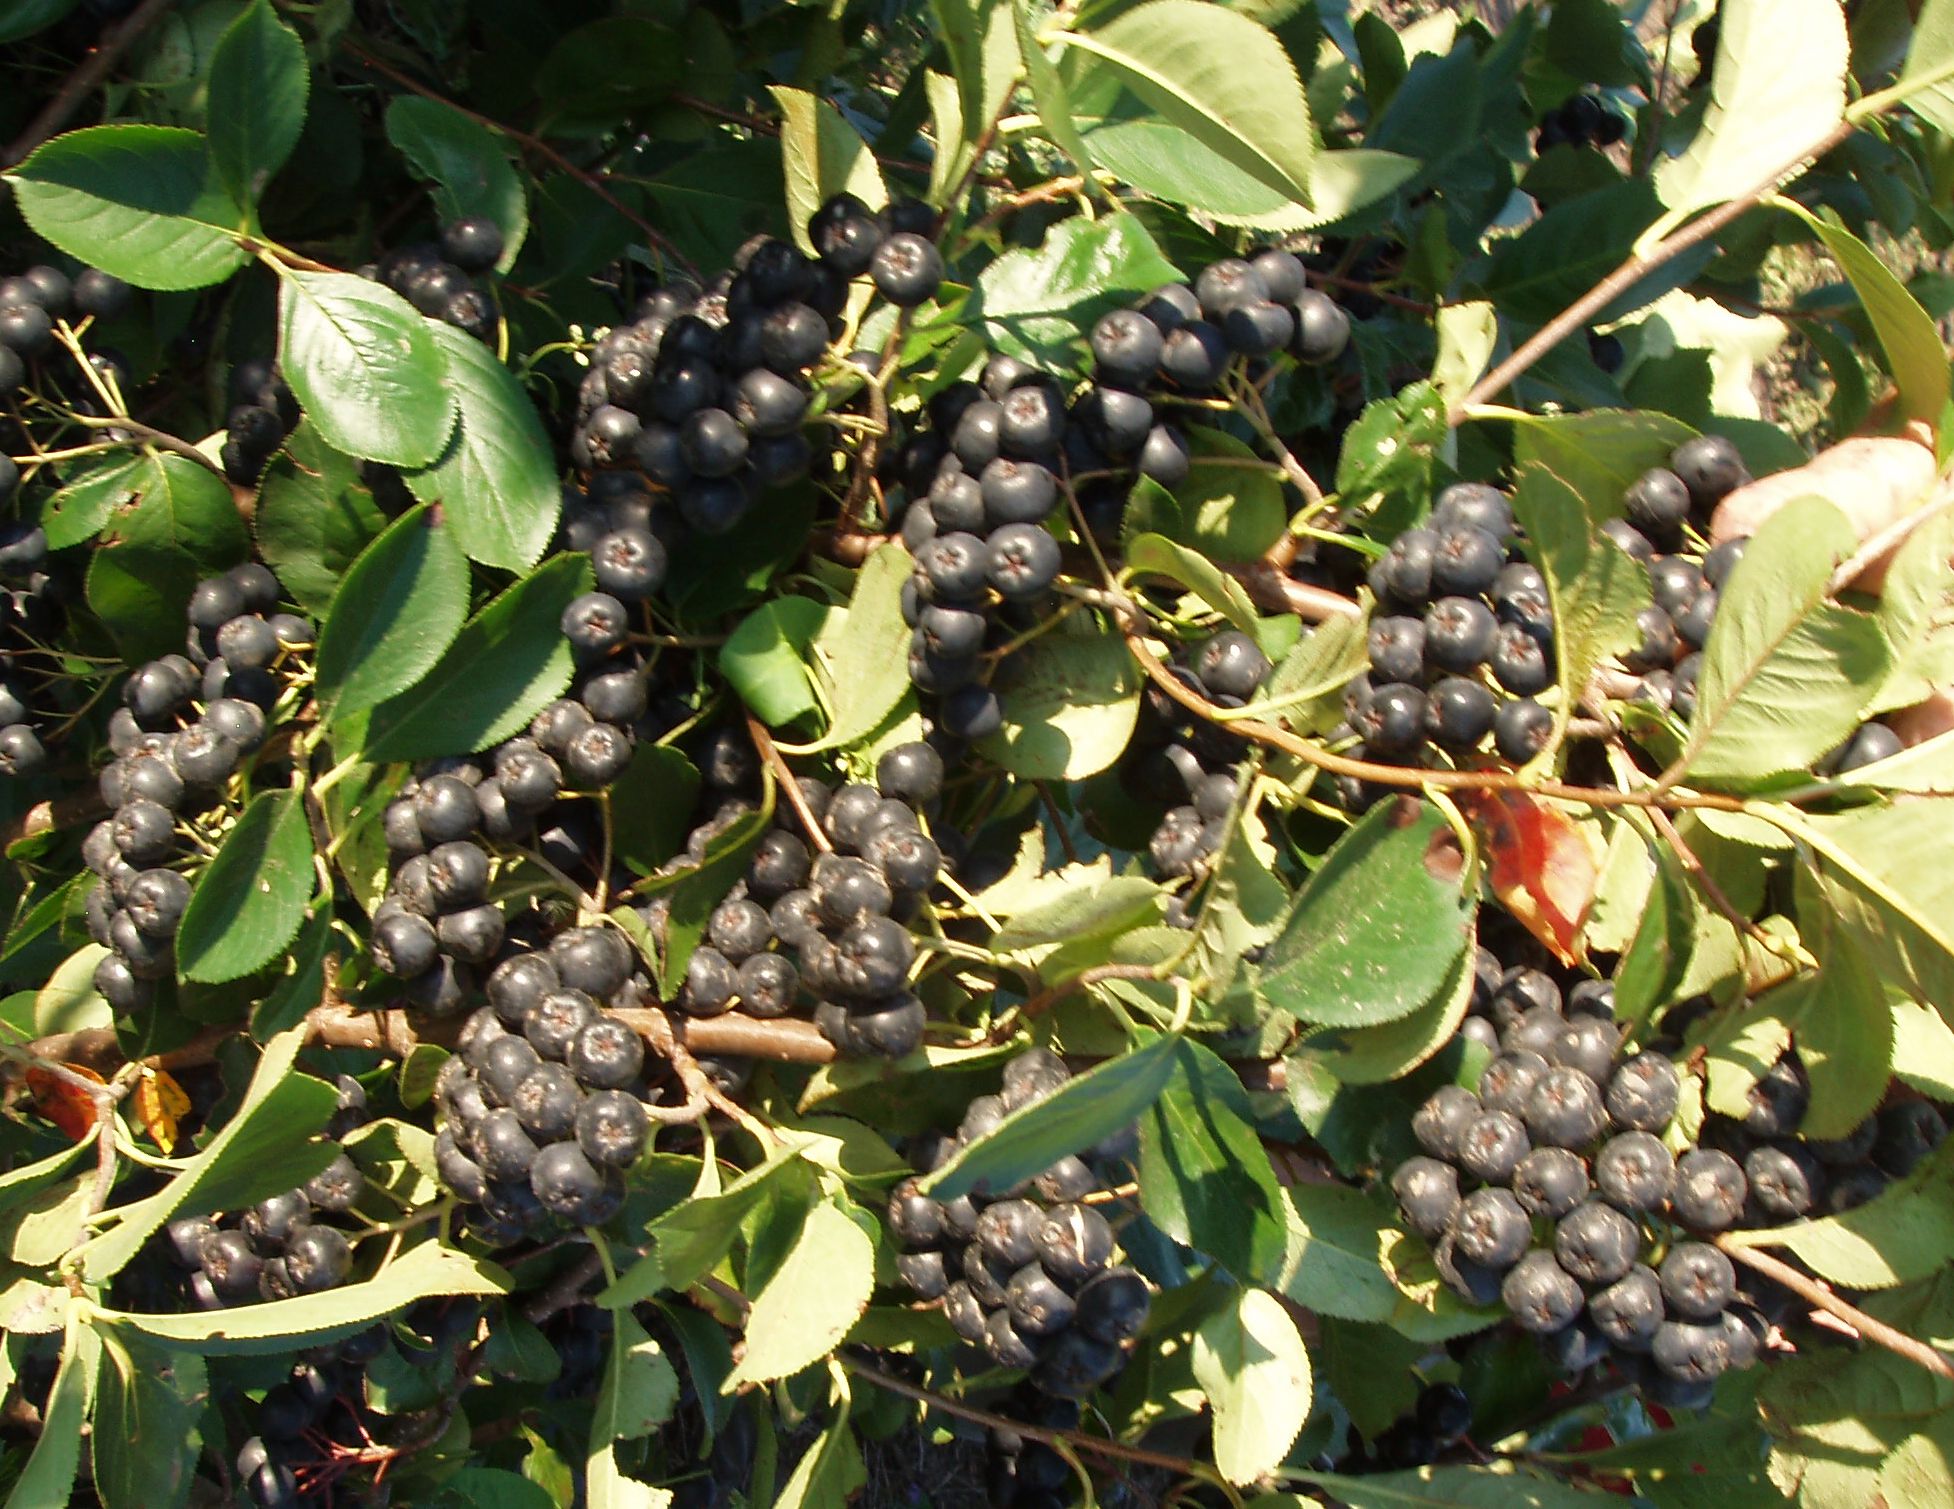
left=277, top=269, right=457, bottom=467
left=593, top=1309, right=680, bottom=1442
left=437, top=1470, right=556, bottom=1509
left=720, top=596, right=833, bottom=728
left=4, top=1321, right=98, bottom=1509
left=726, top=1195, right=875, bottom=1388
left=252, top=904, right=332, bottom=1040
left=1509, top=463, right=1651, bottom=734
left=4, top=126, right=248, bottom=290
left=1797, top=800, right=1954, bottom=1015
left=810, top=542, right=915, bottom=750
left=1257, top=798, right=1474, bottom=1030
left=607, top=1144, right=813, bottom=1301
left=101, top=1239, right=510, bottom=1352
left=1510, top=410, right=1700, bottom=510
left=1483, top=180, right=1708, bottom=325
left=34, top=944, right=110, bottom=1035
left=1332, top=383, right=1446, bottom=530
left=1290, top=1463, right=1625, bottom=1507
left=1869, top=505, right=1954, bottom=716
left=768, top=86, right=887, bottom=258
left=971, top=214, right=1180, bottom=366
left=85, top=453, right=250, bottom=661
left=1192, top=1287, right=1312, bottom=1486
left=91, top=1329, right=207, bottom=1509
left=991, top=874, right=1162, bottom=953
left=921, top=1036, right=1180, bottom=1201
left=205, top=0, right=308, bottom=209
left=608, top=746, right=704, bottom=878
left=1769, top=897, right=1894, bottom=1139
left=1296, top=929, right=1474, bottom=1085
left=254, top=424, right=390, bottom=617
left=1902, top=0, right=1954, bottom=138
left=404, top=323, right=561, bottom=570
left=1431, top=301, right=1497, bottom=411
left=315, top=503, right=468, bottom=723
left=384, top=97, right=528, bottom=272
left=1775, top=201, right=1953, bottom=429
left=1140, top=1038, right=1289, bottom=1282
left=1684, top=495, right=1890, bottom=786
left=40, top=452, right=146, bottom=551
left=175, top=789, right=315, bottom=984
left=79, top=1028, right=335, bottom=1282
left=533, top=16, right=684, bottom=135
left=1274, top=1183, right=1404, bottom=1324
left=977, top=630, right=1144, bottom=780
left=361, top=553, right=592, bottom=764
left=1065, top=0, right=1314, bottom=204
left=1177, top=428, right=1289, bottom=562
left=932, top=0, right=1022, bottom=148
left=1014, top=0, right=1093, bottom=180
left=1653, top=0, right=1848, bottom=224
left=0, top=1, right=78, bottom=45
left=773, top=1408, right=865, bottom=1509
left=1611, top=838, right=1700, bottom=1030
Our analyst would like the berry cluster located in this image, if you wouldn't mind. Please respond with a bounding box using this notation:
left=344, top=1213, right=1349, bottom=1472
left=888, top=1049, right=1152, bottom=1400
left=982, top=1390, right=1090, bottom=1509
left=220, top=357, right=302, bottom=485
left=572, top=195, right=943, bottom=537
left=1353, top=481, right=1555, bottom=777
left=0, top=450, right=58, bottom=776
left=363, top=215, right=506, bottom=344
left=82, top=565, right=303, bottom=1013
left=1323, top=1382, right=1475, bottom=1475
left=232, top=1327, right=389, bottom=1509
left=1393, top=964, right=1769, bottom=1407
left=894, top=353, right=1076, bottom=742
left=1534, top=92, right=1628, bottom=153
left=160, top=1076, right=369, bottom=1311
left=0, top=260, right=132, bottom=396
left=640, top=736, right=945, bottom=1061
left=430, top=928, right=662, bottom=1245
left=1123, top=631, right=1271, bottom=893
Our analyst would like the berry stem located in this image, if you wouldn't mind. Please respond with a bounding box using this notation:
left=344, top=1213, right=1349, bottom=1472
left=1716, top=1237, right=1954, bottom=1380
left=745, top=711, right=833, bottom=854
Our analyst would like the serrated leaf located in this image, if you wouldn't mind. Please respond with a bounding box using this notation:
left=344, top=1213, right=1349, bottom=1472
left=91, top=1329, right=206, bottom=1509
left=605, top=1144, right=813, bottom=1302
left=4, top=1320, right=98, bottom=1509
left=1903, top=0, right=1954, bottom=138
left=404, top=323, right=561, bottom=571
left=174, top=789, right=314, bottom=984
left=594, top=1309, right=679, bottom=1441
left=768, top=87, right=887, bottom=257
left=85, top=453, right=250, bottom=661
left=79, top=1029, right=335, bottom=1282
left=277, top=269, right=457, bottom=467
left=1274, top=1183, right=1404, bottom=1324
left=921, top=1036, right=1180, bottom=1201
left=1684, top=495, right=1890, bottom=786
left=991, top=874, right=1161, bottom=953
left=1290, top=1463, right=1632, bottom=1506
left=385, top=97, right=528, bottom=272
left=726, top=1196, right=874, bottom=1388
left=1193, top=1287, right=1311, bottom=1486
left=1795, top=801, right=1954, bottom=1014
left=100, top=1239, right=509, bottom=1352
left=933, top=0, right=1022, bottom=148
left=1065, top=0, right=1314, bottom=204
left=1296, top=929, right=1474, bottom=1085
left=5, top=126, right=249, bottom=290
left=254, top=424, right=390, bottom=616
left=977, top=630, right=1144, bottom=779
left=608, top=746, right=703, bottom=878
left=971, top=214, right=1180, bottom=366
left=1653, top=0, right=1847, bottom=225
left=316, top=503, right=468, bottom=723
left=1509, top=463, right=1650, bottom=730
left=810, top=542, right=914, bottom=750
left=1124, top=533, right=1260, bottom=638
left=361, top=553, right=591, bottom=764
left=39, top=452, right=147, bottom=551
left=1510, top=410, right=1699, bottom=511
left=720, top=596, right=832, bottom=728
left=1140, top=1038, right=1289, bottom=1282
left=205, top=0, right=308, bottom=209
left=1258, top=798, right=1474, bottom=1029
left=1775, top=201, right=1953, bottom=430
left=1014, top=0, right=1093, bottom=180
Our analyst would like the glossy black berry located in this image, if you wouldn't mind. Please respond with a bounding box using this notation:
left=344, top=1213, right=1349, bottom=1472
left=1194, top=631, right=1270, bottom=700
left=123, top=868, right=190, bottom=937
left=679, top=946, right=739, bottom=1017
left=1493, top=696, right=1553, bottom=763
left=1594, top=1131, right=1674, bottom=1212
left=488, top=952, right=559, bottom=1026
left=1509, top=1147, right=1588, bottom=1220
left=1659, top=1242, right=1735, bottom=1322
left=577, top=1089, right=649, bottom=1169
left=1652, top=1318, right=1731, bottom=1383
left=1457, top=1108, right=1532, bottom=1184
left=1622, top=468, right=1690, bottom=543
left=1453, top=1186, right=1532, bottom=1270
left=525, top=988, right=599, bottom=1061
left=1526, top=1066, right=1608, bottom=1149
left=437, top=903, right=505, bottom=964
left=1159, top=320, right=1229, bottom=388
left=529, top=1141, right=603, bottom=1219
left=1413, top=1085, right=1480, bottom=1161
left=1548, top=1016, right=1620, bottom=1084
left=1875, top=1100, right=1947, bottom=1176
left=870, top=233, right=943, bottom=306
left=1425, top=597, right=1499, bottom=675
left=1670, top=434, right=1747, bottom=508
left=1604, top=1052, right=1679, bottom=1134
left=1745, top=1143, right=1822, bottom=1220
left=1072, top=1265, right=1150, bottom=1344
left=1588, top=1264, right=1663, bottom=1350
left=1090, top=309, right=1165, bottom=385
left=1503, top=1248, right=1583, bottom=1333
left=1742, top=1054, right=1809, bottom=1138
left=1292, top=288, right=1351, bottom=363
left=1554, top=1200, right=1638, bottom=1285
left=567, top=1017, right=645, bottom=1091
left=1668, top=1148, right=1746, bottom=1231
left=1425, top=677, right=1498, bottom=751
left=1479, top=1049, right=1550, bottom=1114
left=1392, top=1156, right=1462, bottom=1241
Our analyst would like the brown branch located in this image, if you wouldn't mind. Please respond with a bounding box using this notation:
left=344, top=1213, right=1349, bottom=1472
left=1455, top=117, right=1857, bottom=422
left=3, top=0, right=182, bottom=167
left=1219, top=560, right=1361, bottom=621
left=846, top=1359, right=1209, bottom=1477
left=1116, top=611, right=1749, bottom=812
left=1647, top=807, right=1784, bottom=956
left=338, top=42, right=698, bottom=278
left=1016, top=964, right=1166, bottom=1029
left=667, top=93, right=936, bottom=182
left=746, top=712, right=833, bottom=855
left=1303, top=268, right=1435, bottom=316
left=1718, top=1238, right=1954, bottom=1380
left=522, top=1248, right=607, bottom=1325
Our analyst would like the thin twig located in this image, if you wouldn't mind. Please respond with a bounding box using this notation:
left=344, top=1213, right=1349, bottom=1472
left=1455, top=117, right=1857, bottom=422
left=3, top=0, right=182, bottom=166
left=1717, top=1239, right=1954, bottom=1380
left=522, top=1248, right=607, bottom=1325
left=1647, top=807, right=1790, bottom=959
left=1235, top=378, right=1327, bottom=512
left=1016, top=964, right=1165, bottom=1029
left=846, top=1359, right=1208, bottom=1477
left=339, top=42, right=698, bottom=278
left=746, top=712, right=832, bottom=854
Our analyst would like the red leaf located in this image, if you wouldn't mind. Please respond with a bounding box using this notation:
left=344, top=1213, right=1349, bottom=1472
left=25, top=1063, right=107, bottom=1142
left=1462, top=790, right=1599, bottom=965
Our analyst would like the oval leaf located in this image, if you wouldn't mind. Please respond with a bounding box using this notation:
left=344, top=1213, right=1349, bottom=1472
left=384, top=97, right=528, bottom=271
left=205, top=0, right=309, bottom=209
left=277, top=268, right=457, bottom=467
left=724, top=1196, right=875, bottom=1388
left=1192, top=1287, right=1312, bottom=1486
left=175, top=789, right=315, bottom=984
left=315, top=503, right=469, bottom=722
left=977, top=631, right=1144, bottom=780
